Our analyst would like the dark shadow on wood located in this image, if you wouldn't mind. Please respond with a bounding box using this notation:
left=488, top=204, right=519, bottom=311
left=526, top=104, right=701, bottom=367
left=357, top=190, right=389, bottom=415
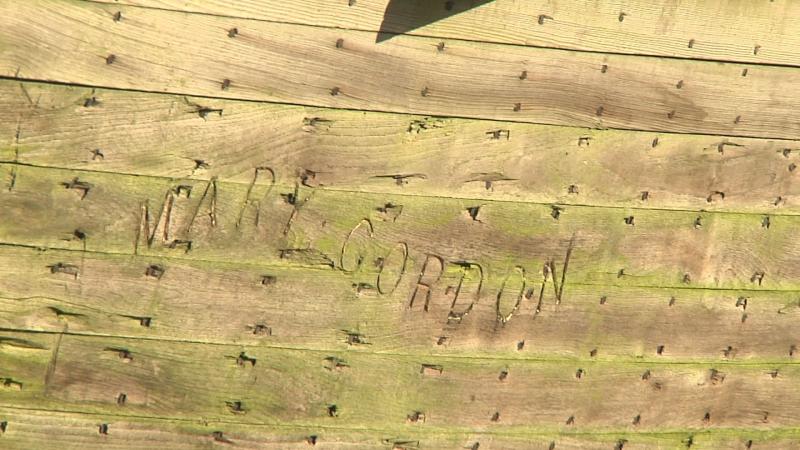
left=376, top=0, right=495, bottom=43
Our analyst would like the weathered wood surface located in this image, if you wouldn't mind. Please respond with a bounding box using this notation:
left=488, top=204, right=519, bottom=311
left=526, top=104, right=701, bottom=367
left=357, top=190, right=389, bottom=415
left=2, top=163, right=799, bottom=290
left=3, top=80, right=800, bottom=213
left=0, top=330, right=798, bottom=431
left=3, top=1, right=800, bottom=139
left=1, top=244, right=799, bottom=361
left=86, top=0, right=800, bottom=68
left=3, top=409, right=794, bottom=450
left=3, top=0, right=800, bottom=448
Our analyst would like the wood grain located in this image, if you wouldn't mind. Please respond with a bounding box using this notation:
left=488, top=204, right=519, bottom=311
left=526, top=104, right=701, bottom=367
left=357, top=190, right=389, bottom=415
left=86, top=0, right=800, bottom=68
left=2, top=164, right=800, bottom=290
left=1, top=330, right=799, bottom=432
left=0, top=244, right=798, bottom=361
left=2, top=80, right=799, bottom=213
left=2, top=1, right=800, bottom=139
left=2, top=408, right=795, bottom=450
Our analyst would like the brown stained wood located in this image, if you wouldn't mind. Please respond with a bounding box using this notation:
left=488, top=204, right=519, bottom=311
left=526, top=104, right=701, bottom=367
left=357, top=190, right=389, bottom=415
left=2, top=1, right=800, bottom=139
left=1, top=330, right=799, bottom=432
left=3, top=164, right=800, bottom=290
left=0, top=244, right=799, bottom=361
left=2, top=81, right=800, bottom=213
left=86, top=0, right=800, bottom=68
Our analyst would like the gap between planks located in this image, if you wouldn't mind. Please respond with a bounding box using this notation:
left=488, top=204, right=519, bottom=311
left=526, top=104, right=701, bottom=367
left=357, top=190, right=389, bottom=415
left=78, top=0, right=800, bottom=70
left=2, top=160, right=799, bottom=219
left=3, top=239, right=800, bottom=294
left=4, top=404, right=797, bottom=441
left=4, top=0, right=798, bottom=139
left=1, top=324, right=798, bottom=368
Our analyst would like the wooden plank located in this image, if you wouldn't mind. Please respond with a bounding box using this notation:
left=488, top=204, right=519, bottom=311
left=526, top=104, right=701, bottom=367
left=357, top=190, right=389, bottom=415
left=2, top=409, right=792, bottom=450
left=0, top=243, right=800, bottom=364
left=0, top=410, right=397, bottom=450
left=2, top=1, right=800, bottom=139
left=1, top=163, right=800, bottom=290
left=2, top=80, right=800, bottom=213
left=86, top=0, right=800, bottom=68
left=0, top=330, right=799, bottom=432
left=1, top=244, right=799, bottom=361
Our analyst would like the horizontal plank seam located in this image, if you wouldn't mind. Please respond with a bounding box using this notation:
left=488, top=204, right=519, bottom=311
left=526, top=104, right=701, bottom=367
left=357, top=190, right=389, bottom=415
left=3, top=404, right=797, bottom=438
left=0, top=326, right=796, bottom=367
left=2, top=160, right=798, bottom=219
left=327, top=185, right=799, bottom=218
left=3, top=241, right=799, bottom=293
left=78, top=0, right=800, bottom=71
